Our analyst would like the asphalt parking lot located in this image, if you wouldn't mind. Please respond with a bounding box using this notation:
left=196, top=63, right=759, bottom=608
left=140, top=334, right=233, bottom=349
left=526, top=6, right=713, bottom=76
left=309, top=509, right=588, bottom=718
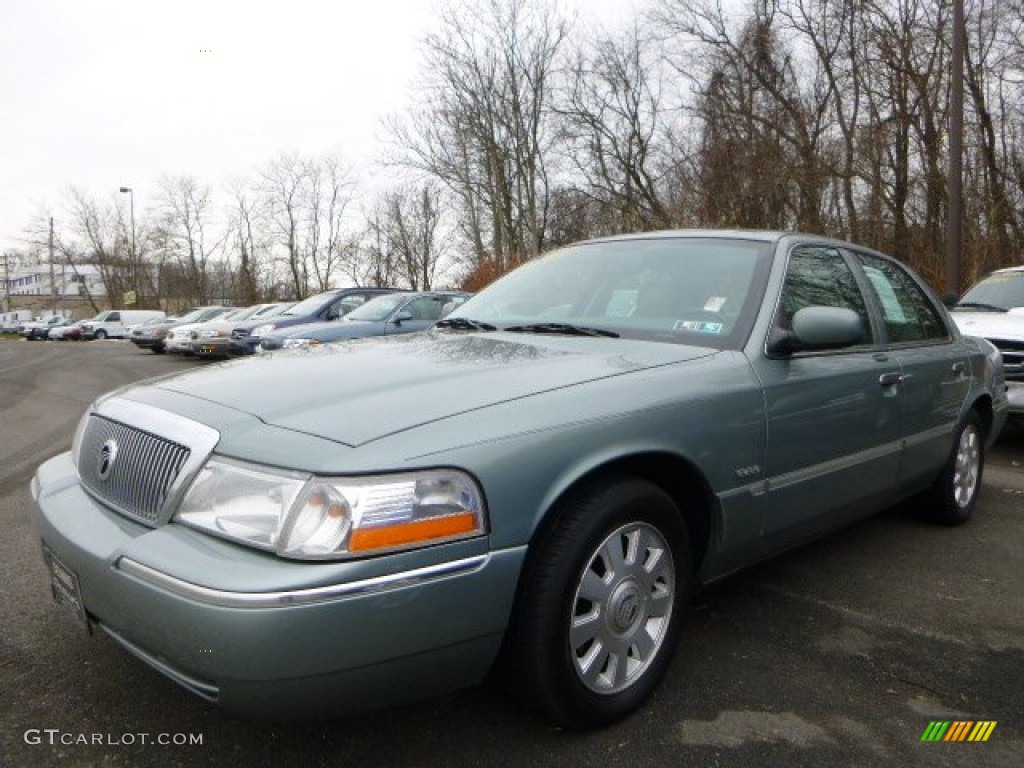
left=1, top=338, right=1022, bottom=768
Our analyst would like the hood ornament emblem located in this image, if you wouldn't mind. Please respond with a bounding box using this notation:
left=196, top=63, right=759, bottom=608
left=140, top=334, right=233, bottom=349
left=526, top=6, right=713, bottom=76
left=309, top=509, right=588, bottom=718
left=98, top=439, right=119, bottom=481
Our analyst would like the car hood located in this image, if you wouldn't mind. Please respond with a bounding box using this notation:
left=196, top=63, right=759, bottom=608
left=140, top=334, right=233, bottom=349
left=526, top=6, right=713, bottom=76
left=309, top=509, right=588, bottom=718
left=281, top=319, right=383, bottom=341
left=952, top=308, right=1024, bottom=340
left=134, top=332, right=716, bottom=447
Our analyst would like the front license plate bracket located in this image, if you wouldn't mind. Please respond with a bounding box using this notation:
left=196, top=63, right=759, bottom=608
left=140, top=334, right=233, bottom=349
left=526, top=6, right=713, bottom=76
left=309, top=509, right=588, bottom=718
left=42, top=544, right=91, bottom=633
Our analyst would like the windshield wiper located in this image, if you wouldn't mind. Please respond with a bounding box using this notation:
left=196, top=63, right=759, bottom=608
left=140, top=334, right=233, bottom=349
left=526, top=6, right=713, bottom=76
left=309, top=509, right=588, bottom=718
left=955, top=302, right=1007, bottom=312
left=503, top=322, right=619, bottom=338
left=434, top=317, right=497, bottom=331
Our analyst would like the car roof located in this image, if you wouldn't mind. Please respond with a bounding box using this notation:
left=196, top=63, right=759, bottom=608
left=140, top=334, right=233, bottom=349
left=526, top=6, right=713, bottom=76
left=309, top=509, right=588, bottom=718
left=583, top=229, right=790, bottom=246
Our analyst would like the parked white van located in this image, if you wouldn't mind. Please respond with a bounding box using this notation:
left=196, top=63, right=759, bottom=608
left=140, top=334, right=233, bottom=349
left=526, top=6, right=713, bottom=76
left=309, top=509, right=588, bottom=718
left=81, top=309, right=166, bottom=339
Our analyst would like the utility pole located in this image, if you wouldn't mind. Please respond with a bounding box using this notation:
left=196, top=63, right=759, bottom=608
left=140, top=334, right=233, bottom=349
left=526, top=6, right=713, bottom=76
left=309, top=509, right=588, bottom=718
left=49, top=216, right=57, bottom=314
left=119, top=187, right=137, bottom=305
left=946, top=0, right=964, bottom=295
left=2, top=250, right=10, bottom=313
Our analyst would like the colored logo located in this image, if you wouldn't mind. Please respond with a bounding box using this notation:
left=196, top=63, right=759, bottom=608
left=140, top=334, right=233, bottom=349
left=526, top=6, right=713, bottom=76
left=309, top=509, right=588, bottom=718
left=921, top=721, right=997, bottom=742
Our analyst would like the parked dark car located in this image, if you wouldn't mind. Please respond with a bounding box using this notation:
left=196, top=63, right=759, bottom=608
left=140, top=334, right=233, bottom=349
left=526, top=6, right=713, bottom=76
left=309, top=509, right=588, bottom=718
left=258, top=291, right=471, bottom=351
left=229, top=287, right=405, bottom=355
left=130, top=307, right=227, bottom=354
left=33, top=231, right=1007, bottom=728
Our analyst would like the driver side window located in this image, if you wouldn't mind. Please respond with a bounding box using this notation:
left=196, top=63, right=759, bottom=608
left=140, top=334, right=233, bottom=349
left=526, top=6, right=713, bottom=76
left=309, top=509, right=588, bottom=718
left=778, top=246, right=874, bottom=344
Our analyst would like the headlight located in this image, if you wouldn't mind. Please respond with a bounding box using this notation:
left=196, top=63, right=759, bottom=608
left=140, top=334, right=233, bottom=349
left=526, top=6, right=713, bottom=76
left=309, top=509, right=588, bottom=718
left=176, top=458, right=486, bottom=559
left=282, top=338, right=320, bottom=349
left=251, top=323, right=276, bottom=337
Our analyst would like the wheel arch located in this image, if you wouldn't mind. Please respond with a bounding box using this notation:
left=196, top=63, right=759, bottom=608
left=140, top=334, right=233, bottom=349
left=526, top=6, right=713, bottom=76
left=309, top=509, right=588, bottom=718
left=526, top=451, right=716, bottom=578
left=969, top=393, right=994, bottom=441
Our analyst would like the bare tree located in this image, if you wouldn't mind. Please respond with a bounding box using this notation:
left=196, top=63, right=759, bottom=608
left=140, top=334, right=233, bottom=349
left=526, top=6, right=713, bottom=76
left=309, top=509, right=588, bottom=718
left=57, top=188, right=132, bottom=309
left=259, top=153, right=357, bottom=297
left=155, top=176, right=225, bottom=305
left=225, top=177, right=268, bottom=305
left=557, top=24, right=678, bottom=231
left=388, top=0, right=569, bottom=269
left=367, top=183, right=451, bottom=290
left=260, top=154, right=309, bottom=298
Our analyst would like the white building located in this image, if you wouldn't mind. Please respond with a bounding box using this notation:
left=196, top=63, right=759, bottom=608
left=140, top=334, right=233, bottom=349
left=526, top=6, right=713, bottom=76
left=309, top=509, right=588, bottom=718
left=3, top=264, right=107, bottom=299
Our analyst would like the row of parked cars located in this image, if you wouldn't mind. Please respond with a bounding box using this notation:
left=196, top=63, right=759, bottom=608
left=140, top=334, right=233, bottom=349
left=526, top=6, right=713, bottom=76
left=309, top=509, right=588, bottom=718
left=11, top=288, right=473, bottom=356
left=15, top=309, right=167, bottom=341
left=129, top=288, right=472, bottom=358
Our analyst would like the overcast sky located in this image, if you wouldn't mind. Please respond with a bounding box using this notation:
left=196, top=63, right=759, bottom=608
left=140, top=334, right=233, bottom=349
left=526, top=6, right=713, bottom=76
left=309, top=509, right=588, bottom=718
left=1, top=0, right=635, bottom=258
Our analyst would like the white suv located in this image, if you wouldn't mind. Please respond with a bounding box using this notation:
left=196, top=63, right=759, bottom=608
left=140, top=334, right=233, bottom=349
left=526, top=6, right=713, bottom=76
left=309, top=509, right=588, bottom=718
left=951, top=265, right=1024, bottom=421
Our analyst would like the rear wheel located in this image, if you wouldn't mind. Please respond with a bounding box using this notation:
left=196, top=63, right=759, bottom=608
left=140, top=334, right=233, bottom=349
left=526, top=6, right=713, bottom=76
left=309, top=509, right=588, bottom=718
left=505, top=476, right=690, bottom=728
left=925, top=410, right=985, bottom=525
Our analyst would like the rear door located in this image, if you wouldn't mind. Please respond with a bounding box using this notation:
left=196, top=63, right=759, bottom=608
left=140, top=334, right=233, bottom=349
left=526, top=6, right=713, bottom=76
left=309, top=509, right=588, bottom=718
left=847, top=250, right=971, bottom=488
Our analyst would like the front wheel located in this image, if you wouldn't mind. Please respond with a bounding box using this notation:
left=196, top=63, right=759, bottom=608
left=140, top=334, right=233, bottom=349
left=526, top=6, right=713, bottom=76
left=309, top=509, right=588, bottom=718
left=504, top=476, right=690, bottom=728
left=94, top=329, right=107, bottom=340
left=925, top=410, right=985, bottom=525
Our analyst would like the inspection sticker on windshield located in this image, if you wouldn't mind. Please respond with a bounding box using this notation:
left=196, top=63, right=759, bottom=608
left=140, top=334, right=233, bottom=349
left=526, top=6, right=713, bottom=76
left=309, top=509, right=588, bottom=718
left=675, top=320, right=723, bottom=334
left=703, top=296, right=727, bottom=312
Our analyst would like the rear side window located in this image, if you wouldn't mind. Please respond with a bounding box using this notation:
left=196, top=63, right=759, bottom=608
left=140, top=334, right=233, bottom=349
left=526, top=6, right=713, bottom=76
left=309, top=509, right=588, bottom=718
left=853, top=253, right=948, bottom=343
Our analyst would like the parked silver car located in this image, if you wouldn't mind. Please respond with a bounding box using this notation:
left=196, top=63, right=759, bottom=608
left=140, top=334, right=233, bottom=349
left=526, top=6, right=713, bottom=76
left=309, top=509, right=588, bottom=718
left=32, top=231, right=1007, bottom=728
left=951, top=265, right=1024, bottom=422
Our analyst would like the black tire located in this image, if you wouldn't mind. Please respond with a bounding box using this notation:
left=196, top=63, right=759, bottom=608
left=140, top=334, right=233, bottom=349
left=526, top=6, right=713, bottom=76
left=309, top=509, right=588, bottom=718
left=94, top=329, right=107, bottom=340
left=151, top=345, right=165, bottom=354
left=924, top=410, right=985, bottom=525
left=504, top=476, right=690, bottom=728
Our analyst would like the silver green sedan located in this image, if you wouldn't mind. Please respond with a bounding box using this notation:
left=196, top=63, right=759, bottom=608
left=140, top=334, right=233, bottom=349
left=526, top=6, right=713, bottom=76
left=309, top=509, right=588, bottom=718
left=32, top=231, right=1008, bottom=728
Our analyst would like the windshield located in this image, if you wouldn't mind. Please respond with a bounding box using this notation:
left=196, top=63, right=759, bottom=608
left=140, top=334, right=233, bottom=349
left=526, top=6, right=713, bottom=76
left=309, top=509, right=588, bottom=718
left=177, top=307, right=215, bottom=323
left=958, top=271, right=1024, bottom=310
left=447, top=237, right=773, bottom=348
left=254, top=302, right=292, bottom=318
left=346, top=294, right=408, bottom=322
left=283, top=292, right=335, bottom=317
left=223, top=307, right=255, bottom=321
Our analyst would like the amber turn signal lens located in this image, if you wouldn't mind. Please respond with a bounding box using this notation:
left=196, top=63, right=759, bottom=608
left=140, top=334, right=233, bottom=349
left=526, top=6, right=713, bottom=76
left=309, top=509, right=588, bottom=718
left=349, top=513, right=479, bottom=552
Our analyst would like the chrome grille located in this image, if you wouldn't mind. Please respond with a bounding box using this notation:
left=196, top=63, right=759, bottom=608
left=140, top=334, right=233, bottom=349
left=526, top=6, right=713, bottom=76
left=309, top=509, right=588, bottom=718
left=230, top=328, right=250, bottom=339
left=989, top=339, right=1024, bottom=381
left=78, top=415, right=191, bottom=524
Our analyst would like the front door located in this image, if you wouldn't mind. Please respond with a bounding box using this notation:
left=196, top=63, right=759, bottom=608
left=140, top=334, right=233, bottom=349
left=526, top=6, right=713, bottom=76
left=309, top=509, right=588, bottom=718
left=751, top=245, right=902, bottom=544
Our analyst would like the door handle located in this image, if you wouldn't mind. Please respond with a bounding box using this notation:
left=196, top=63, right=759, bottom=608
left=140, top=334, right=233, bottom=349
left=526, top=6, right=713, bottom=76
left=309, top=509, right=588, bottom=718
left=952, top=362, right=968, bottom=377
left=879, top=372, right=904, bottom=387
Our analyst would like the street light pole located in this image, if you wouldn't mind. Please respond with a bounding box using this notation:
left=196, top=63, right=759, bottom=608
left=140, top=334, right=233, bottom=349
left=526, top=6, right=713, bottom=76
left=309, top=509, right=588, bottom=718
left=119, top=186, right=137, bottom=305
left=946, top=0, right=964, bottom=296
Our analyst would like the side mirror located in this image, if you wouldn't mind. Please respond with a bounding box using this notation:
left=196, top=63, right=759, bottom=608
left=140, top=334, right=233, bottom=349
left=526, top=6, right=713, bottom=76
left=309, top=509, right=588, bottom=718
left=940, top=291, right=959, bottom=309
left=392, top=310, right=413, bottom=324
left=767, top=306, right=864, bottom=356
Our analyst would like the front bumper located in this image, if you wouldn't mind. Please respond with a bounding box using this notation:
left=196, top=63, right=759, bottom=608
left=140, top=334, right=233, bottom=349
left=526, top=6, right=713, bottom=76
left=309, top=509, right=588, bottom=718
left=229, top=336, right=259, bottom=355
left=190, top=338, right=232, bottom=358
left=1008, top=381, right=1024, bottom=416
left=164, top=338, right=193, bottom=354
left=32, top=452, right=522, bottom=718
